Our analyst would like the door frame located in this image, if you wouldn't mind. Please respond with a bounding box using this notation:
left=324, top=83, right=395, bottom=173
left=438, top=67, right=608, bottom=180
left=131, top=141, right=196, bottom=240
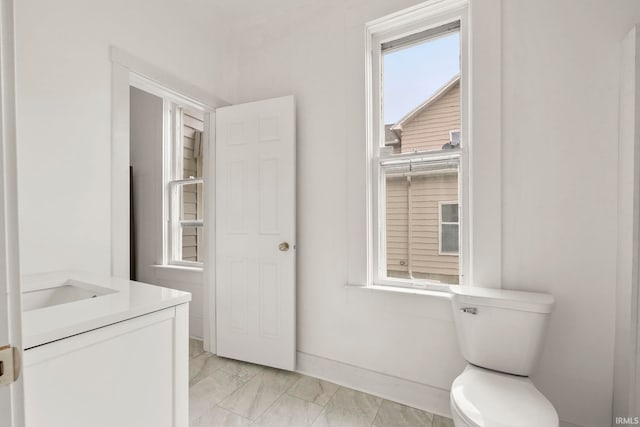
left=0, top=0, right=25, bottom=424
left=109, top=47, right=228, bottom=352
left=615, top=24, right=640, bottom=419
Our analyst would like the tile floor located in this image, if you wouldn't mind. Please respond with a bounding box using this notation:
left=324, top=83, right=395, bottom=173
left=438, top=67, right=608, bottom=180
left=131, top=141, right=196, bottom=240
left=189, top=339, right=455, bottom=427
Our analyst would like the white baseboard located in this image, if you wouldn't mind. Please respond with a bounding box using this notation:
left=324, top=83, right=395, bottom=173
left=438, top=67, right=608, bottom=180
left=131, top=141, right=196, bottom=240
left=295, top=351, right=452, bottom=418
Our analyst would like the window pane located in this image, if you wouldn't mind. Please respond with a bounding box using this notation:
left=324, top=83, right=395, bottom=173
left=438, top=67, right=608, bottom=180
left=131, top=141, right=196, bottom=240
left=441, top=203, right=458, bottom=223
left=385, top=168, right=459, bottom=284
left=383, top=30, right=460, bottom=154
left=173, top=181, right=203, bottom=264
left=182, top=109, right=205, bottom=179
left=441, top=224, right=459, bottom=254
left=450, top=131, right=460, bottom=146
left=180, top=182, right=203, bottom=222
left=385, top=175, right=410, bottom=279
left=180, top=225, right=202, bottom=262
left=180, top=182, right=202, bottom=262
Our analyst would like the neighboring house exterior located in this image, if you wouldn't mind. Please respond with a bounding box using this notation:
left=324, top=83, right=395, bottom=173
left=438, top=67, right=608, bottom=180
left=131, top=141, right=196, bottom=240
left=385, top=76, right=460, bottom=283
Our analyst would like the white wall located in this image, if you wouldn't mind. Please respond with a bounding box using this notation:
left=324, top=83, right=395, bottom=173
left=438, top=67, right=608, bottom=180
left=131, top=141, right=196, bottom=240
left=227, top=0, right=640, bottom=426
left=130, top=87, right=163, bottom=282
left=14, top=0, right=237, bottom=276
left=501, top=2, right=640, bottom=426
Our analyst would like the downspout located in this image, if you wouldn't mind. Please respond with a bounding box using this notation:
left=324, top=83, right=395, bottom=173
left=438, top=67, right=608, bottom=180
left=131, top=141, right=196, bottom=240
left=407, top=175, right=413, bottom=279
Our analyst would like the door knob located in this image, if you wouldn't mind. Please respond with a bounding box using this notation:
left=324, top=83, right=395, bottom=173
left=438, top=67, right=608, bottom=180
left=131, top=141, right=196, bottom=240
left=278, top=242, right=290, bottom=251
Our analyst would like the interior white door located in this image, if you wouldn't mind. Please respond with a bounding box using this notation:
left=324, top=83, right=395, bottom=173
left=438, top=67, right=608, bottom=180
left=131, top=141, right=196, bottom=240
left=215, top=96, right=296, bottom=370
left=0, top=0, right=25, bottom=424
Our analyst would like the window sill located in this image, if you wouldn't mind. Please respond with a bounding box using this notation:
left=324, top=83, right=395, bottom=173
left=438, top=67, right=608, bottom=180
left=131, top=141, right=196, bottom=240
left=151, top=264, right=203, bottom=273
left=345, top=282, right=453, bottom=300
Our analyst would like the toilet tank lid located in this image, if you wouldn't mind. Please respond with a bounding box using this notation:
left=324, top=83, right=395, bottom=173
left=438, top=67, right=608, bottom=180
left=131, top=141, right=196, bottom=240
left=451, top=286, right=555, bottom=313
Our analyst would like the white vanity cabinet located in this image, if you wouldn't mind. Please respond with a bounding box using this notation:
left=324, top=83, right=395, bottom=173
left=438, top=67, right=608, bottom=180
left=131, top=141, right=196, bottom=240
left=21, top=272, right=191, bottom=427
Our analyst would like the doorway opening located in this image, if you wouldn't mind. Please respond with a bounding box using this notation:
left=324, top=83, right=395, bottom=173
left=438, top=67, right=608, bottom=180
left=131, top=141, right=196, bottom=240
left=129, top=86, right=207, bottom=278
left=128, top=77, right=212, bottom=345
left=111, top=49, right=297, bottom=366
left=110, top=47, right=225, bottom=352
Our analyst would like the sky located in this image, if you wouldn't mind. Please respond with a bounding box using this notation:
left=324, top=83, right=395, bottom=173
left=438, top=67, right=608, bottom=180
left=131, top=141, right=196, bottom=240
left=383, top=32, right=460, bottom=124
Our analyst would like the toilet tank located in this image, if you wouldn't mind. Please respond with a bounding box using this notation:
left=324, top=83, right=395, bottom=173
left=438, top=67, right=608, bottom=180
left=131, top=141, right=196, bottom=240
left=451, top=287, right=554, bottom=376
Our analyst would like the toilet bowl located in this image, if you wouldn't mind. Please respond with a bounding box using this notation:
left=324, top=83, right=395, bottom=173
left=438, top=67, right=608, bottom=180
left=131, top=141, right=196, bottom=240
left=450, top=365, right=558, bottom=427
left=450, top=287, right=558, bottom=427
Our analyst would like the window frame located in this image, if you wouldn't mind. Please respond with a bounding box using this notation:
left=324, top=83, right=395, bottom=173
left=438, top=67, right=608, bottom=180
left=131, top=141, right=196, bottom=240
left=438, top=201, right=459, bottom=255
left=365, top=0, right=469, bottom=290
left=163, top=100, right=206, bottom=269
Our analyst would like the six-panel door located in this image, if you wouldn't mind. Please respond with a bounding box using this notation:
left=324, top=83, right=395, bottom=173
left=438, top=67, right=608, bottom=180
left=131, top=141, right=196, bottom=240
left=215, top=96, right=296, bottom=371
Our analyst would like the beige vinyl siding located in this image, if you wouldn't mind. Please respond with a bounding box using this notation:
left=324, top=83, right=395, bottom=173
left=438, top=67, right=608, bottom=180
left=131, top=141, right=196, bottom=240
left=386, top=172, right=459, bottom=283
left=182, top=110, right=204, bottom=262
left=400, top=81, right=460, bottom=153
left=386, top=177, right=410, bottom=275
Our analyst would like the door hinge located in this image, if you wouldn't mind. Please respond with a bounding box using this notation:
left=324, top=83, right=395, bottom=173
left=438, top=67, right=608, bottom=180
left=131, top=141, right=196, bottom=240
left=0, top=345, right=21, bottom=386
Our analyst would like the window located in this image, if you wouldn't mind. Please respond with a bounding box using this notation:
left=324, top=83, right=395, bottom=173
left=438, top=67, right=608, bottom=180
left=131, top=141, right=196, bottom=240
left=439, top=202, right=459, bottom=254
left=165, top=103, right=206, bottom=267
left=449, top=130, right=461, bottom=147
left=367, top=5, right=467, bottom=287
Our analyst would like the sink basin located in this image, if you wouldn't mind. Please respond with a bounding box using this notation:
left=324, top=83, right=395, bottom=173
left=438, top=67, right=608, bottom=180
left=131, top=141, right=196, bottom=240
left=22, top=279, right=117, bottom=311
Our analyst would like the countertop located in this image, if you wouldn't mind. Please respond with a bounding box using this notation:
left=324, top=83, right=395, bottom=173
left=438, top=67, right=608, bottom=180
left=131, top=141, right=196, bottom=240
left=21, top=271, right=191, bottom=349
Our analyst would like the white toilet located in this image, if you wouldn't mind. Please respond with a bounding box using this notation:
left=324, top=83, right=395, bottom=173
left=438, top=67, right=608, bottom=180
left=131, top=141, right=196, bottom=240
left=449, top=286, right=559, bottom=427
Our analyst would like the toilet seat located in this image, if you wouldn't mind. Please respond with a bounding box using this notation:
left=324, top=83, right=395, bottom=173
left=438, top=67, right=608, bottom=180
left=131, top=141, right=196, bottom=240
left=450, top=365, right=558, bottom=427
